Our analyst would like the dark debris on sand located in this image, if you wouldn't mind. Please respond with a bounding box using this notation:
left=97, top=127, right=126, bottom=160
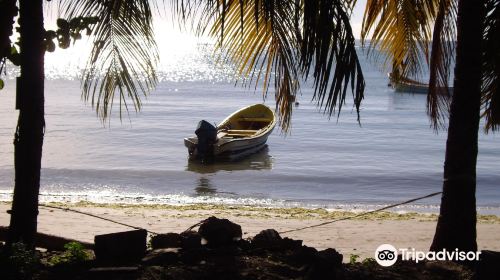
left=1, top=216, right=492, bottom=280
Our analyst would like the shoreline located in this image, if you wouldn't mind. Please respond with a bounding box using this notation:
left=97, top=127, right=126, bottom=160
left=30, top=201, right=500, bottom=223
left=1, top=184, right=499, bottom=216
left=1, top=202, right=499, bottom=260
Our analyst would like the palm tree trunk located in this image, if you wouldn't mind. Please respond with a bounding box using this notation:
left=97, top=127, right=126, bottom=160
left=430, top=0, right=484, bottom=252
left=7, top=0, right=45, bottom=247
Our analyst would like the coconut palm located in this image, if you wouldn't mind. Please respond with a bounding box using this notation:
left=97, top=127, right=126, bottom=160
left=2, top=0, right=499, bottom=253
left=3, top=0, right=48, bottom=246
left=360, top=0, right=499, bottom=252
left=3, top=0, right=365, bottom=246
left=171, top=0, right=365, bottom=131
left=2, top=0, right=158, bottom=246
left=174, top=0, right=499, bottom=252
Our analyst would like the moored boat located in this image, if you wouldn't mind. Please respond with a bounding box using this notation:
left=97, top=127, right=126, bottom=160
left=184, top=104, right=276, bottom=160
left=388, top=73, right=429, bottom=94
left=388, top=73, right=453, bottom=94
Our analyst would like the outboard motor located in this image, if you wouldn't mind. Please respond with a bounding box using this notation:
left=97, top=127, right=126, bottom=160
left=195, top=120, right=217, bottom=159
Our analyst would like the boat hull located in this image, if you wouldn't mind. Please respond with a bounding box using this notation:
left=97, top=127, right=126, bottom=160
left=388, top=73, right=453, bottom=94
left=393, top=81, right=429, bottom=94
left=184, top=104, right=276, bottom=160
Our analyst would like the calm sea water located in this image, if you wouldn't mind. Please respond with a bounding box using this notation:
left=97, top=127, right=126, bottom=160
left=0, top=43, right=499, bottom=214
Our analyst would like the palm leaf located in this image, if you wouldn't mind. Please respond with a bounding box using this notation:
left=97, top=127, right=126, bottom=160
left=212, top=1, right=300, bottom=131
left=174, top=0, right=300, bottom=131
left=427, top=0, right=456, bottom=130
left=300, top=0, right=365, bottom=120
left=61, top=0, right=158, bottom=121
left=362, top=0, right=437, bottom=79
left=482, top=0, right=500, bottom=132
left=173, top=0, right=365, bottom=131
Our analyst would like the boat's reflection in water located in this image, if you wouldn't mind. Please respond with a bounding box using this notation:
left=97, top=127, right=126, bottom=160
left=187, top=147, right=273, bottom=196
left=195, top=177, right=217, bottom=195
left=186, top=146, right=273, bottom=174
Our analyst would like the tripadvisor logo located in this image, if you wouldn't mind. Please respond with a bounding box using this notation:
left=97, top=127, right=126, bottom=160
left=375, top=244, right=398, bottom=267
left=375, top=244, right=482, bottom=266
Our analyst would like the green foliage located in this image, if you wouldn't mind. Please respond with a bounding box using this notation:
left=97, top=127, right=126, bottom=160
left=361, top=257, right=377, bottom=266
left=1, top=242, right=40, bottom=280
left=44, top=16, right=99, bottom=52
left=63, top=241, right=90, bottom=262
left=362, top=257, right=375, bottom=263
left=349, top=254, right=360, bottom=264
left=7, top=45, right=19, bottom=66
left=61, top=0, right=159, bottom=121
left=48, top=242, right=90, bottom=266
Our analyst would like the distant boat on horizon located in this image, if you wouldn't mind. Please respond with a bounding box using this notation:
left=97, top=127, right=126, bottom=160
left=388, top=73, right=453, bottom=94
left=184, top=104, right=276, bottom=161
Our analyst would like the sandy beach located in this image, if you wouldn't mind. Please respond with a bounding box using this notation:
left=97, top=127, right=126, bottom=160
left=1, top=202, right=499, bottom=260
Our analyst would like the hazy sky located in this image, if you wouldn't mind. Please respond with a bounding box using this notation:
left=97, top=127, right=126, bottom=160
left=351, top=0, right=367, bottom=38
left=41, top=1, right=369, bottom=67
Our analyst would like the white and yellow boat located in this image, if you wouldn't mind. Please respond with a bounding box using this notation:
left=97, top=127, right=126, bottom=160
left=184, top=104, right=276, bottom=160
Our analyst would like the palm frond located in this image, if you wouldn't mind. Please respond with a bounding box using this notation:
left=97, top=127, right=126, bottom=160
left=482, top=0, right=500, bottom=132
left=173, top=0, right=365, bottom=131
left=300, top=0, right=365, bottom=120
left=362, top=0, right=437, bottom=79
left=212, top=1, right=300, bottom=131
left=427, top=0, right=456, bottom=130
left=61, top=0, right=158, bottom=121
left=173, top=0, right=300, bottom=131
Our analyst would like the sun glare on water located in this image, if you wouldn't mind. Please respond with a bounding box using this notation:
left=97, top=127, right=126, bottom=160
left=43, top=18, right=224, bottom=83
